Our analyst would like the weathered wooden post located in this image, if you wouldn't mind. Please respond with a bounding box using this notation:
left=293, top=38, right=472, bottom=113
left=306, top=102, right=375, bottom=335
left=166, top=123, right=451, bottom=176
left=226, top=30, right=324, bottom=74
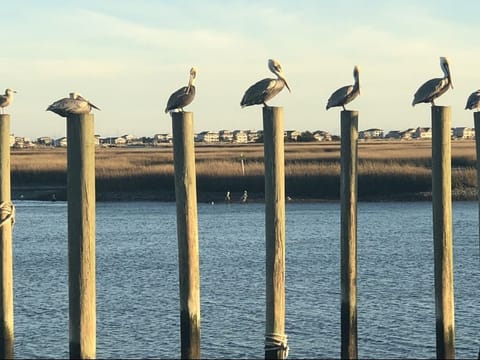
left=473, top=111, right=480, bottom=360
left=0, top=114, right=14, bottom=359
left=263, top=106, right=288, bottom=359
left=171, top=111, right=201, bottom=359
left=340, top=110, right=358, bottom=359
left=431, top=106, right=455, bottom=359
left=66, top=113, right=96, bottom=359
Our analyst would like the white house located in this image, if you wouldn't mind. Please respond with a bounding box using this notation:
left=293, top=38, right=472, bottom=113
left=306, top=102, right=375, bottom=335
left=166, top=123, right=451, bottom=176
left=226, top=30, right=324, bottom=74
left=233, top=130, right=248, bottom=143
left=196, top=131, right=219, bottom=143
left=415, top=127, right=432, bottom=139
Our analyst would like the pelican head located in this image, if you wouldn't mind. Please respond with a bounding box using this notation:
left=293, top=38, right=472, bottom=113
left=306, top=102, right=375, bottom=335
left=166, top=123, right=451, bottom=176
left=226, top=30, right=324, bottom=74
left=5, top=88, right=17, bottom=96
left=187, top=66, right=197, bottom=93
left=440, top=57, right=453, bottom=89
left=268, top=59, right=291, bottom=92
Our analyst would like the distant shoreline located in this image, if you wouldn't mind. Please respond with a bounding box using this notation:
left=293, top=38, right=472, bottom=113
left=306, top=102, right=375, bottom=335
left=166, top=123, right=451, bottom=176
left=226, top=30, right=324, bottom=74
left=11, top=185, right=478, bottom=203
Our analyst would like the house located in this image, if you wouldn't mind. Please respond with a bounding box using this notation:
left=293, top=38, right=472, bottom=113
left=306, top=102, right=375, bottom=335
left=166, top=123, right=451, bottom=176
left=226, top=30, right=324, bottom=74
left=153, top=133, right=172, bottom=144
left=359, top=128, right=384, bottom=139
left=385, top=130, right=401, bottom=139
left=233, top=130, right=248, bottom=143
left=100, top=137, right=127, bottom=146
left=37, top=136, right=54, bottom=146
left=247, top=130, right=262, bottom=143
left=313, top=130, right=332, bottom=142
left=219, top=130, right=233, bottom=142
left=285, top=130, right=302, bottom=141
left=415, top=127, right=432, bottom=139
left=195, top=131, right=219, bottom=143
left=54, top=137, right=68, bottom=147
left=453, top=127, right=475, bottom=139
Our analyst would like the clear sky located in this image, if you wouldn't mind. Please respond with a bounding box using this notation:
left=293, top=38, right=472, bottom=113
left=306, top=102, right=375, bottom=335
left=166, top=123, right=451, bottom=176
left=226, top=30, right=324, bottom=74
left=2, top=0, right=479, bottom=139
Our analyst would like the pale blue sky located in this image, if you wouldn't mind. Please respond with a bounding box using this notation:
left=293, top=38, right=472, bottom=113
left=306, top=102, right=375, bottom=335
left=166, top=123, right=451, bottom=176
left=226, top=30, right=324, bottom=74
left=2, top=0, right=479, bottom=138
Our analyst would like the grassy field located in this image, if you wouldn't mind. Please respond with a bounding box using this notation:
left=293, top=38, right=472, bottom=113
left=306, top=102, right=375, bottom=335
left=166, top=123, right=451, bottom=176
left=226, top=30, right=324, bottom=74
left=10, top=140, right=478, bottom=201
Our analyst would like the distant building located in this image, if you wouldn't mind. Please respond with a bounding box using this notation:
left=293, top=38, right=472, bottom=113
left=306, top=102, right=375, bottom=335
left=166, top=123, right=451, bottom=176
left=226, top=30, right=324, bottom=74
left=453, top=127, right=475, bottom=139
left=313, top=130, right=332, bottom=141
left=54, top=137, right=68, bottom=147
left=415, top=127, right=432, bottom=139
left=219, top=130, right=233, bottom=142
left=285, top=130, right=302, bottom=141
left=233, top=130, right=248, bottom=143
left=196, top=131, right=219, bottom=143
left=359, top=128, right=384, bottom=139
left=153, top=133, right=172, bottom=144
left=100, top=137, right=127, bottom=146
left=37, top=136, right=54, bottom=146
left=385, top=130, right=401, bottom=139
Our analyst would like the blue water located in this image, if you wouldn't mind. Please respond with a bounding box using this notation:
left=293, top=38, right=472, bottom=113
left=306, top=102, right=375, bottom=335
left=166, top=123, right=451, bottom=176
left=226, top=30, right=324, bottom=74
left=11, top=201, right=480, bottom=358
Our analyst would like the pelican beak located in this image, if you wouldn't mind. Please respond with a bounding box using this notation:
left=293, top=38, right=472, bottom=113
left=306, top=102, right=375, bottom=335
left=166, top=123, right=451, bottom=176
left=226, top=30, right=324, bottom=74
left=449, top=75, right=453, bottom=89
left=186, top=85, right=191, bottom=94
left=284, top=79, right=291, bottom=93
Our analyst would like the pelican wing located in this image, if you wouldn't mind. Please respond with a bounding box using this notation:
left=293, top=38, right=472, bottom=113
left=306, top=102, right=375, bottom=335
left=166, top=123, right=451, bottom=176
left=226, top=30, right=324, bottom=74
left=465, top=90, right=480, bottom=110
left=47, top=98, right=96, bottom=117
left=326, top=85, right=353, bottom=110
left=241, top=78, right=276, bottom=107
left=165, top=86, right=195, bottom=113
left=412, top=77, right=447, bottom=105
left=0, top=95, right=7, bottom=107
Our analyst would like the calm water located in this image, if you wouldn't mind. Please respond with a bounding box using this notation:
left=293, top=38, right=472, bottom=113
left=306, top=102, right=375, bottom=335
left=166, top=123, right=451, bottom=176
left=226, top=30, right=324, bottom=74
left=12, top=200, right=479, bottom=359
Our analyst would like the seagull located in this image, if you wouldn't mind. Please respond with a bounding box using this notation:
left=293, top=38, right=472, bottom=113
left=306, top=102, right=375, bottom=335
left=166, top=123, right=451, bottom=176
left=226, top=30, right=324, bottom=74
left=240, top=59, right=291, bottom=107
left=0, top=88, right=17, bottom=114
left=326, top=65, right=360, bottom=111
left=465, top=89, right=480, bottom=111
left=412, top=57, right=453, bottom=106
left=165, top=67, right=197, bottom=113
left=46, top=92, right=100, bottom=117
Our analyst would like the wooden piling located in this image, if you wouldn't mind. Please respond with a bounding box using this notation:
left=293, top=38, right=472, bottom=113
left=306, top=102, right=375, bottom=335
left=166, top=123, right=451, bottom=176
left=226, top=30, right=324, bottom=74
left=340, top=110, right=358, bottom=359
left=431, top=106, right=455, bottom=359
left=0, top=114, right=14, bottom=359
left=171, top=111, right=201, bottom=359
left=67, top=114, right=96, bottom=359
left=473, top=111, right=480, bottom=360
left=263, top=106, right=288, bottom=359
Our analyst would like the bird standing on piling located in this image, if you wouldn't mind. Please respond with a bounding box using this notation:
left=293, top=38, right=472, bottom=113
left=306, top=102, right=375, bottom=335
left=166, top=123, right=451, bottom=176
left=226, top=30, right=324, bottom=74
left=326, top=66, right=360, bottom=111
left=465, top=89, right=480, bottom=111
left=240, top=59, right=291, bottom=107
left=46, top=92, right=100, bottom=117
left=412, top=57, right=453, bottom=106
left=0, top=88, right=17, bottom=114
left=165, top=67, right=197, bottom=113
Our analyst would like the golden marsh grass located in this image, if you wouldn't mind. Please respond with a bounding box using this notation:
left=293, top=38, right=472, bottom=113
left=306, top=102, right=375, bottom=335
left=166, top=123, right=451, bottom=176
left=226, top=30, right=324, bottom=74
left=10, top=140, right=478, bottom=200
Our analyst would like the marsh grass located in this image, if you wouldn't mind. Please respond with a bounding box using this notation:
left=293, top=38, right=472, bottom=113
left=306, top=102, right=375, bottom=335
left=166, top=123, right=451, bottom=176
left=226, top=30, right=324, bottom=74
left=10, top=140, right=478, bottom=200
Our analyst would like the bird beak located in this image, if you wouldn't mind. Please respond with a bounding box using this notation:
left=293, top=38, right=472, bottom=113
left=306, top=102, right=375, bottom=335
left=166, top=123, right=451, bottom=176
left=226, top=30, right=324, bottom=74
left=186, top=85, right=191, bottom=94
left=284, top=79, right=291, bottom=93
left=449, top=75, right=453, bottom=89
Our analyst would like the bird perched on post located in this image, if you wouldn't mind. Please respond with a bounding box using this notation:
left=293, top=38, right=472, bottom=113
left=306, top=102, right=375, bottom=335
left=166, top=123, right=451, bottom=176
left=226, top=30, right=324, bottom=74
left=165, top=67, right=197, bottom=113
left=0, top=88, right=17, bottom=114
left=240, top=59, right=291, bottom=107
left=412, top=57, right=453, bottom=106
left=465, top=89, right=480, bottom=111
left=326, top=65, right=360, bottom=111
left=46, top=92, right=100, bottom=117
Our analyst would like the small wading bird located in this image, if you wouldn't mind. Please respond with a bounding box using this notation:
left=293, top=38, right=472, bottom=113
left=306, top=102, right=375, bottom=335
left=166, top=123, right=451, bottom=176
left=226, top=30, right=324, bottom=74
left=326, top=65, right=360, bottom=111
left=0, top=88, right=17, bottom=114
left=240, top=59, right=291, bottom=107
left=412, top=57, right=453, bottom=106
left=465, top=89, right=480, bottom=111
left=46, top=92, right=100, bottom=117
left=165, top=67, right=197, bottom=113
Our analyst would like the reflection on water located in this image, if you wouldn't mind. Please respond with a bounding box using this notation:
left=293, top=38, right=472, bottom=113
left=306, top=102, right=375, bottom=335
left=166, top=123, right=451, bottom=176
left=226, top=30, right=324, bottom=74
left=12, top=201, right=480, bottom=358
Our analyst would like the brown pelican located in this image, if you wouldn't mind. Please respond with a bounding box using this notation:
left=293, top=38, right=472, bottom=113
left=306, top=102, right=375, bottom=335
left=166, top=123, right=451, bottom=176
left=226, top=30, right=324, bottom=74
left=46, top=92, right=100, bottom=117
left=465, top=89, right=480, bottom=111
left=326, top=65, right=360, bottom=110
left=0, top=88, right=17, bottom=114
left=165, top=67, right=197, bottom=113
left=412, top=57, right=453, bottom=106
left=240, top=59, right=291, bottom=107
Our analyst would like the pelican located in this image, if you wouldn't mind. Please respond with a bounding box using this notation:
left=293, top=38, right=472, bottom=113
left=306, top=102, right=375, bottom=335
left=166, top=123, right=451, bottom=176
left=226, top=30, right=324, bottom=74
left=0, top=88, right=17, bottom=114
left=46, top=92, right=100, bottom=117
left=412, top=57, right=453, bottom=106
left=165, top=67, right=197, bottom=113
left=465, top=89, right=480, bottom=111
left=326, top=65, right=360, bottom=111
left=240, top=59, right=291, bottom=107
